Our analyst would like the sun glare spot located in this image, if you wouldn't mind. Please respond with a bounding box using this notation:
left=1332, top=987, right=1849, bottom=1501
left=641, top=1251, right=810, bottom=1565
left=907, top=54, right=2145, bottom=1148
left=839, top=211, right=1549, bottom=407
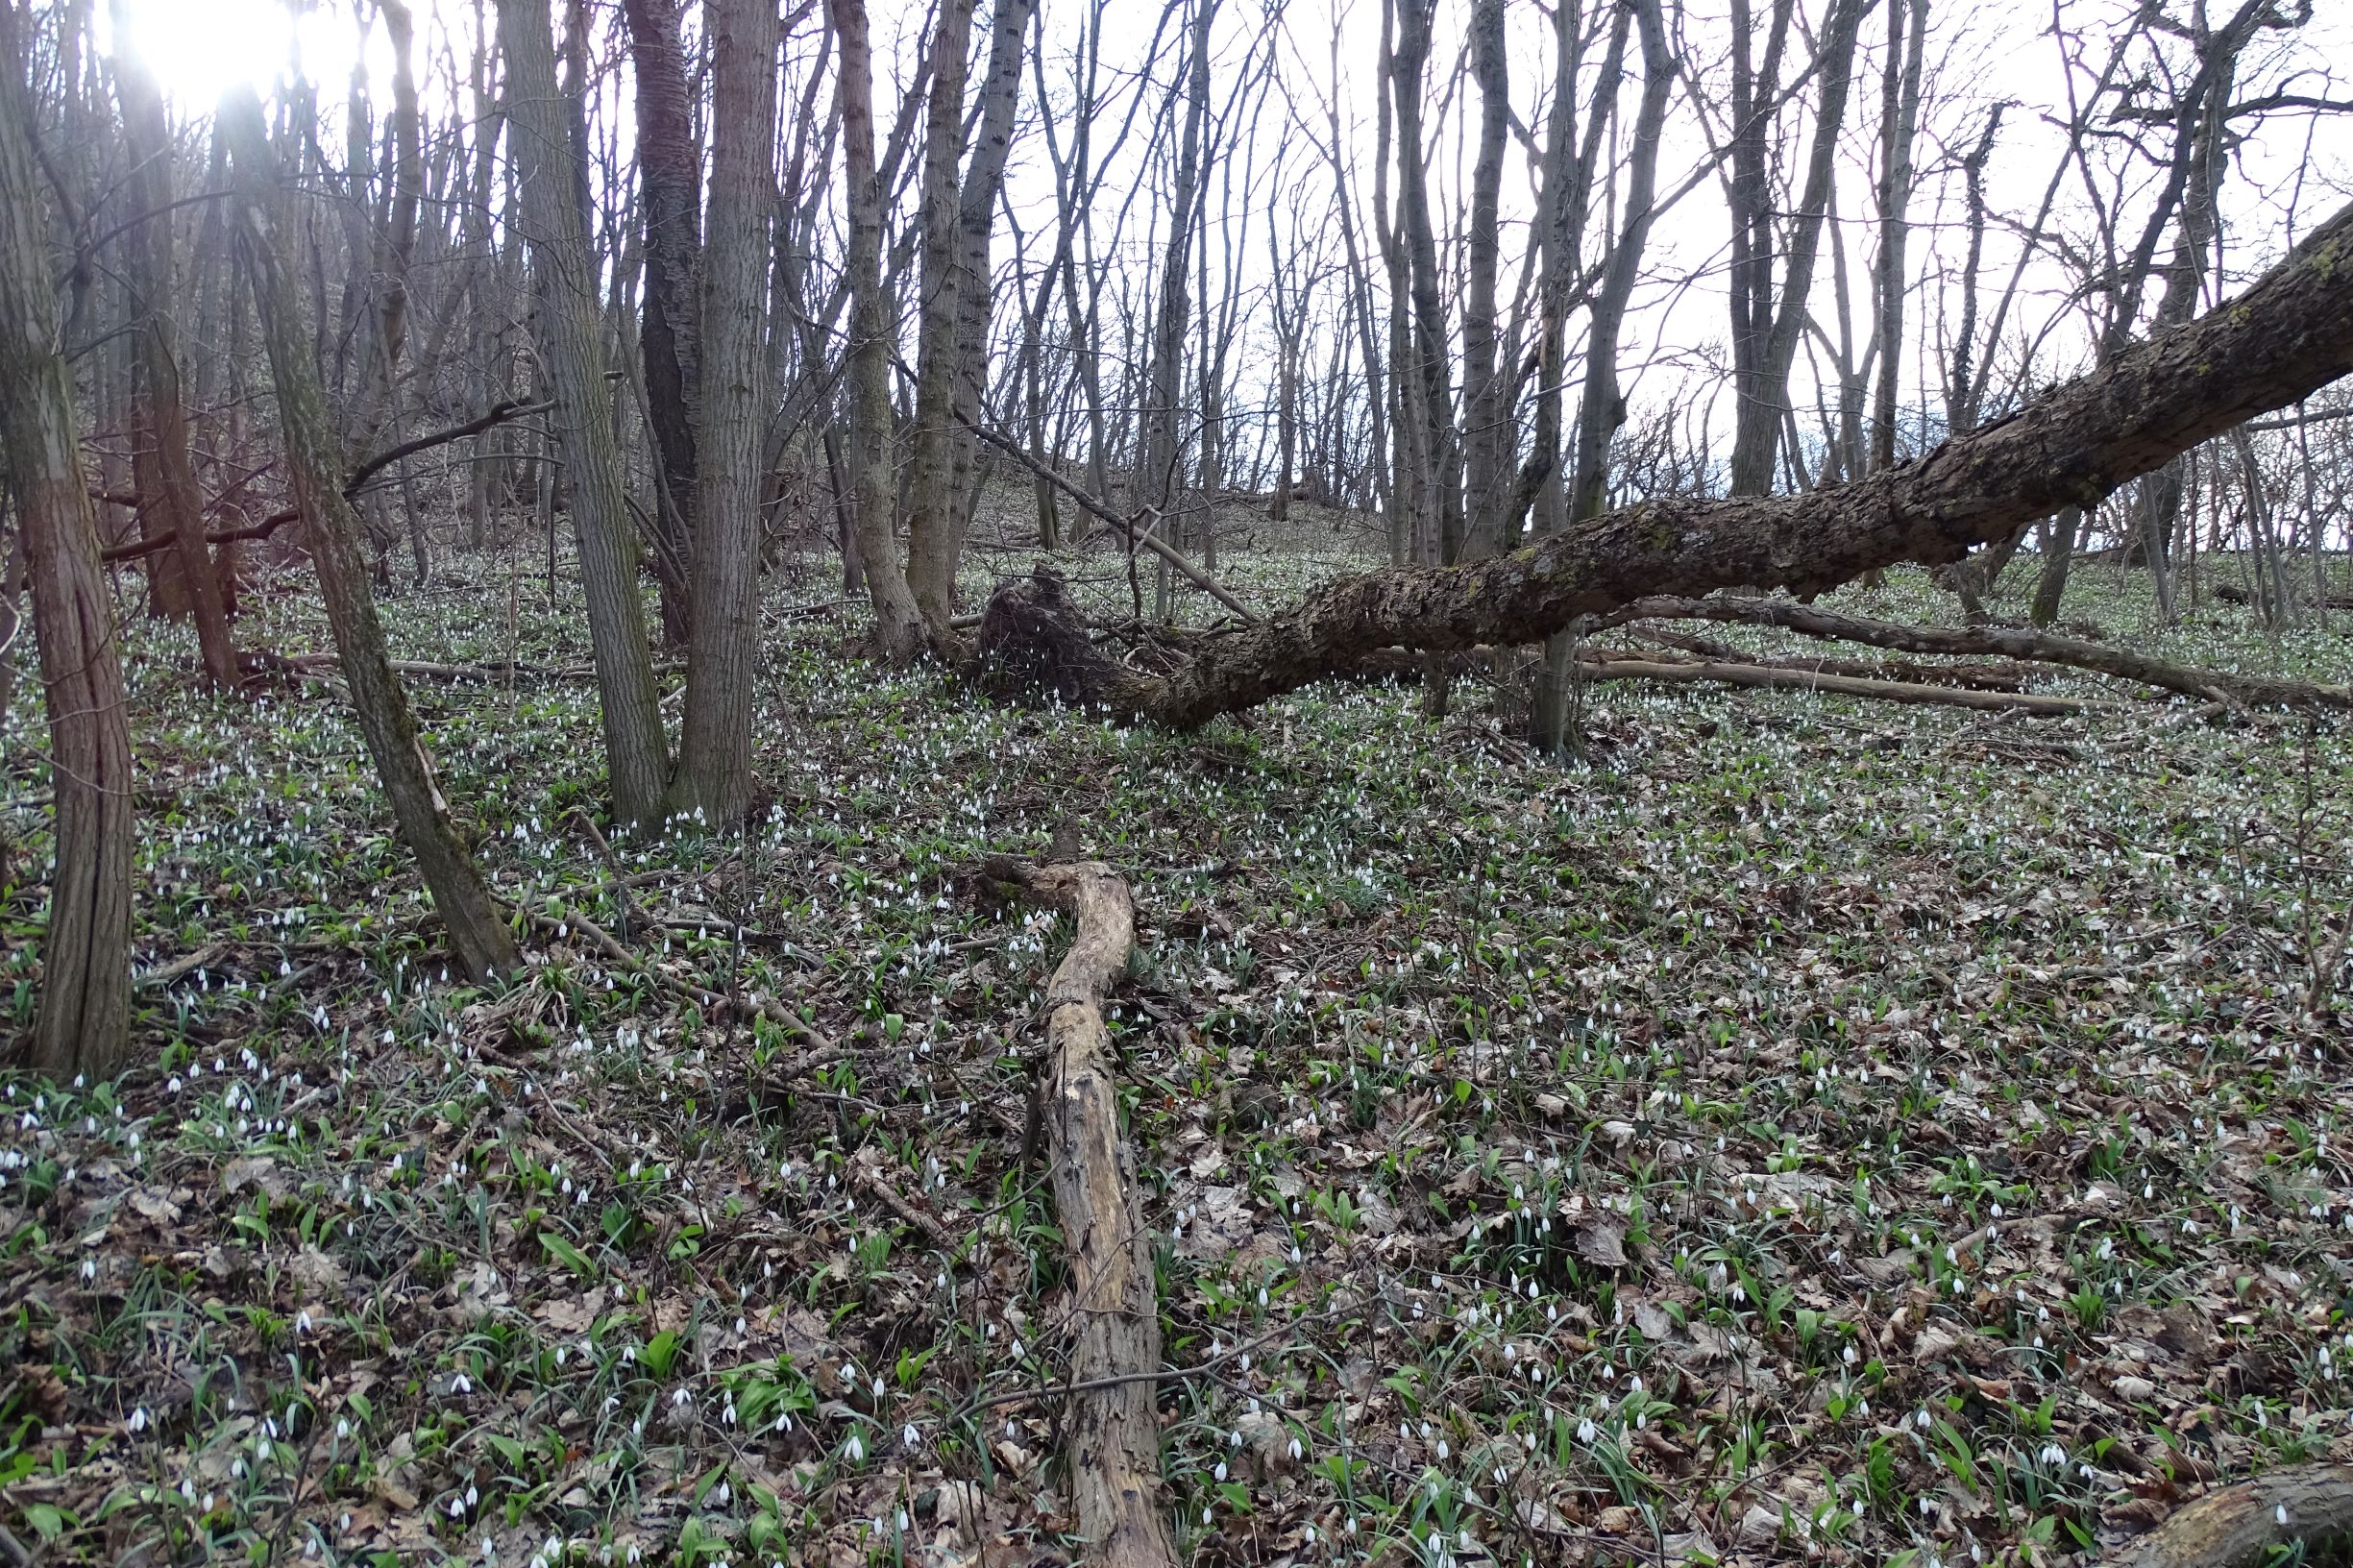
left=100, top=0, right=375, bottom=110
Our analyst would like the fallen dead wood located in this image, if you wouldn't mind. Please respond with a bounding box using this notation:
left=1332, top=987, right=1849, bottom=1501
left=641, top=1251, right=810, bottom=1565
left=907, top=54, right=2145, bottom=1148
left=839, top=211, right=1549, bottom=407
left=972, top=851, right=1178, bottom=1568
left=1613, top=631, right=2040, bottom=692
left=973, top=199, right=2353, bottom=727
left=2213, top=580, right=2353, bottom=613
left=1604, top=596, right=2353, bottom=710
left=1574, top=654, right=2116, bottom=715
left=2109, top=1464, right=2353, bottom=1568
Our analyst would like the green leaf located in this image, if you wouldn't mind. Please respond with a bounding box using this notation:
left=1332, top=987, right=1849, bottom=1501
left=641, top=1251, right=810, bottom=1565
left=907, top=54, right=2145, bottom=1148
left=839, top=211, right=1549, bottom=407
left=539, top=1231, right=596, bottom=1277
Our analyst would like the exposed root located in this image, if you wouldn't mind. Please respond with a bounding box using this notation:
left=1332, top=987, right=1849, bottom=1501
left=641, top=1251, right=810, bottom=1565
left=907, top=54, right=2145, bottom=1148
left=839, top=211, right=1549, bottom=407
left=971, top=565, right=1130, bottom=707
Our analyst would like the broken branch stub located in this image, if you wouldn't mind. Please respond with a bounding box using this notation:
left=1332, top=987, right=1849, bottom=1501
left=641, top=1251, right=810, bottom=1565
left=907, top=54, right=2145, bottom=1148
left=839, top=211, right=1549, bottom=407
left=973, top=852, right=1178, bottom=1568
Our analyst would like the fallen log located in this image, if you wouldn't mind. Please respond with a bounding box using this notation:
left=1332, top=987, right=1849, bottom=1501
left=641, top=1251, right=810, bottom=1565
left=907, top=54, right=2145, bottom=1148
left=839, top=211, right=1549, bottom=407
left=2213, top=580, right=2353, bottom=613
left=972, top=851, right=1178, bottom=1568
left=1603, top=596, right=2353, bottom=710
left=974, top=199, right=2353, bottom=728
left=2109, top=1464, right=2353, bottom=1568
left=1624, top=628, right=2039, bottom=692
left=1575, top=653, right=2117, bottom=715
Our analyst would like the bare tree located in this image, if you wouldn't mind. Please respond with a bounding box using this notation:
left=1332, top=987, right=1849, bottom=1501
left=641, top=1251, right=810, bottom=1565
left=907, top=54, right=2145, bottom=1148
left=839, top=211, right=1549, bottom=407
left=904, top=0, right=980, bottom=640
left=0, top=38, right=135, bottom=1074
left=496, top=0, right=672, bottom=826
left=221, top=87, right=521, bottom=981
left=669, top=0, right=780, bottom=824
left=107, top=0, right=238, bottom=687
left=620, top=0, right=701, bottom=644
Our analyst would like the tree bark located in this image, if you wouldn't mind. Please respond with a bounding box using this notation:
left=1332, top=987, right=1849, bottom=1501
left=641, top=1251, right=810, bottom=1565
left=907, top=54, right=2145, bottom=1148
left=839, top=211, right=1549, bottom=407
left=619, top=0, right=701, bottom=645
left=668, top=0, right=778, bottom=825
left=1870, top=0, right=1927, bottom=475
left=831, top=0, right=926, bottom=661
left=1391, top=0, right=1460, bottom=560
left=944, top=0, right=1035, bottom=581
left=1535, top=0, right=1673, bottom=752
left=108, top=2, right=239, bottom=688
left=222, top=89, right=522, bottom=981
left=1728, top=0, right=1866, bottom=498
left=0, top=50, right=135, bottom=1077
left=979, top=198, right=2353, bottom=727
left=903, top=0, right=979, bottom=640
left=496, top=0, right=672, bottom=827
left=1458, top=0, right=1511, bottom=559
left=2111, top=1465, right=2353, bottom=1568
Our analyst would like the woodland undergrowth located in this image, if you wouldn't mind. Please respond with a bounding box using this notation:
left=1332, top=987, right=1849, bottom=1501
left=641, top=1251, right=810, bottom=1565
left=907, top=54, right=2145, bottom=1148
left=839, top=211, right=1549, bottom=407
left=2, top=528, right=2351, bottom=1568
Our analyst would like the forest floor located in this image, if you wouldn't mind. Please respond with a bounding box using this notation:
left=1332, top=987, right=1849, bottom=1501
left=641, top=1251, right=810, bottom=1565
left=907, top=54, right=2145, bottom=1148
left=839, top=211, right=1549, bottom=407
left=3, top=518, right=2352, bottom=1568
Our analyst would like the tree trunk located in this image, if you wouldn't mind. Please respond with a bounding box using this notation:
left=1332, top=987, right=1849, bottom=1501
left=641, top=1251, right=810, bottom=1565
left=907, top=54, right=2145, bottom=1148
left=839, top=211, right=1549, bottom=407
left=225, top=90, right=521, bottom=980
left=832, top=0, right=925, bottom=661
left=1728, top=0, right=1865, bottom=498
left=0, top=52, right=135, bottom=1077
left=668, top=0, right=777, bottom=825
left=1458, top=0, right=1510, bottom=560
left=1141, top=0, right=1215, bottom=615
left=1534, top=0, right=1672, bottom=752
left=977, top=198, right=2353, bottom=727
left=496, top=0, right=672, bottom=828
left=1870, top=0, right=1927, bottom=475
left=903, top=0, right=979, bottom=641
left=1391, top=0, right=1460, bottom=560
left=619, top=0, right=700, bottom=645
left=108, top=4, right=239, bottom=687
left=942, top=0, right=1035, bottom=585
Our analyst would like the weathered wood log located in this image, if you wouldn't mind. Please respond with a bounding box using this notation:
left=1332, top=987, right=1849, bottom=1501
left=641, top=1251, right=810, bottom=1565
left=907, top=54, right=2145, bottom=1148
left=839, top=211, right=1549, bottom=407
left=1619, top=629, right=2041, bottom=691
left=1575, top=654, right=2118, bottom=715
left=973, top=852, right=1178, bottom=1568
left=1603, top=596, right=2353, bottom=709
left=975, top=199, right=2353, bottom=728
left=2108, top=1465, right=2353, bottom=1568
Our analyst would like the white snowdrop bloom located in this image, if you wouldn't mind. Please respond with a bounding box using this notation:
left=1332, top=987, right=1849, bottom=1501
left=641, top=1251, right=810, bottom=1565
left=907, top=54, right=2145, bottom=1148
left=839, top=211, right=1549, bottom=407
left=846, top=1433, right=865, bottom=1461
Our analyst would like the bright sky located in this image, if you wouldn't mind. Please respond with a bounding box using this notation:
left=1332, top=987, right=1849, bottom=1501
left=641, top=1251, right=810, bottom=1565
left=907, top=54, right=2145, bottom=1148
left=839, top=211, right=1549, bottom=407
left=99, top=0, right=390, bottom=107
left=100, top=0, right=2353, bottom=453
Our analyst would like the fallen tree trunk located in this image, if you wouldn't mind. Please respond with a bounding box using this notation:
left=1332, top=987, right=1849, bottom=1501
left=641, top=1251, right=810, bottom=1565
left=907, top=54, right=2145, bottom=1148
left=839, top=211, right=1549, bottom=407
left=1602, top=596, right=2353, bottom=710
left=973, top=853, right=1178, bottom=1568
left=1576, top=653, right=2118, bottom=715
left=976, top=200, right=2353, bottom=728
left=2109, top=1465, right=2353, bottom=1568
